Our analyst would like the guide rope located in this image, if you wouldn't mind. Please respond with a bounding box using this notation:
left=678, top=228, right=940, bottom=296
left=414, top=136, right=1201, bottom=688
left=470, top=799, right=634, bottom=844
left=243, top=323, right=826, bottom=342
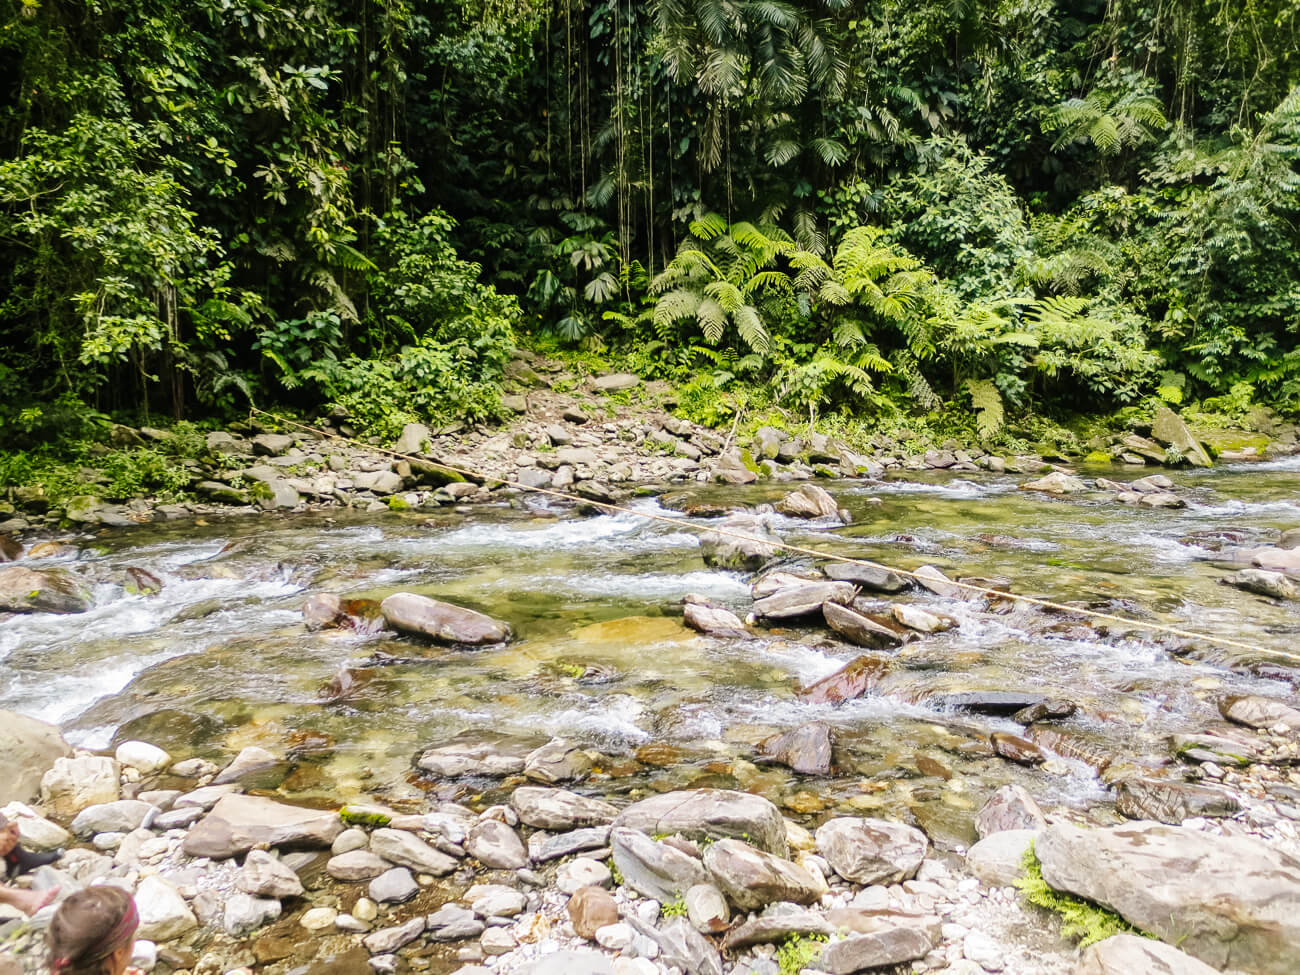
left=250, top=407, right=1300, bottom=664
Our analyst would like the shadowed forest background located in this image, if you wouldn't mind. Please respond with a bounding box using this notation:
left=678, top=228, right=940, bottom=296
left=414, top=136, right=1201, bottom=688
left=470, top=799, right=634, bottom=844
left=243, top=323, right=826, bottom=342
left=1, top=0, right=1298, bottom=451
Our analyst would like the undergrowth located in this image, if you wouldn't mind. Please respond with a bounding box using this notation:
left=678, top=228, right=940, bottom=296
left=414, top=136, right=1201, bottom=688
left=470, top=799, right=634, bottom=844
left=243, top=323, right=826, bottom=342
left=775, top=933, right=827, bottom=975
left=1014, top=846, right=1141, bottom=947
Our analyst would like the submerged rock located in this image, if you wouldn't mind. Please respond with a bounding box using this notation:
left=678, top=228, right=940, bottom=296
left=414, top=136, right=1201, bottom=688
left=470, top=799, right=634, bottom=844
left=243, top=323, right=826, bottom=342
left=989, top=732, right=1045, bottom=765
left=1037, top=821, right=1300, bottom=974
left=757, top=722, right=833, bottom=776
left=698, top=514, right=780, bottom=570
left=379, top=592, right=511, bottom=644
left=1222, top=568, right=1298, bottom=600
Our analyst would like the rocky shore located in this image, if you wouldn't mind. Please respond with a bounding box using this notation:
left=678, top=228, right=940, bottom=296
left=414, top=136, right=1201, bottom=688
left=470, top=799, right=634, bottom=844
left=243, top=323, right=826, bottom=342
left=2, top=354, right=1297, bottom=541
left=4, top=709, right=1299, bottom=975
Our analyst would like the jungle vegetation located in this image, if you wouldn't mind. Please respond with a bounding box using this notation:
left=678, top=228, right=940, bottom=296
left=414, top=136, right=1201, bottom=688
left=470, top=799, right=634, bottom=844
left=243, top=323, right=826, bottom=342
left=1, top=0, right=1297, bottom=444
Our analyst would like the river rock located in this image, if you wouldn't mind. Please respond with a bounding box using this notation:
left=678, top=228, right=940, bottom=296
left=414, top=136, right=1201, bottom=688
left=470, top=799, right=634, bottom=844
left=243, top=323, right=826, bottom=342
left=416, top=739, right=529, bottom=777
left=0, top=566, right=93, bottom=613
left=251, top=432, right=295, bottom=455
left=684, top=883, right=729, bottom=934
left=302, top=593, right=345, bottom=630
left=1219, top=694, right=1300, bottom=731
left=369, top=867, right=418, bottom=904
left=989, top=732, right=1045, bottom=765
left=613, top=789, right=787, bottom=855
left=213, top=745, right=279, bottom=785
left=757, top=722, right=833, bottom=775
left=975, top=785, right=1047, bottom=838
left=822, top=602, right=907, bottom=648
left=0, top=711, right=73, bottom=803
left=510, top=786, right=618, bottom=831
left=1222, top=568, right=1298, bottom=599
left=364, top=917, right=426, bottom=955
left=823, top=561, right=909, bottom=593
left=722, top=902, right=831, bottom=950
left=965, top=829, right=1037, bottom=886
left=528, top=827, right=610, bottom=862
left=135, top=875, right=198, bottom=941
left=797, top=655, right=892, bottom=705
left=610, top=827, right=707, bottom=901
left=816, top=925, right=935, bottom=975
left=71, top=799, right=155, bottom=837
left=523, top=738, right=594, bottom=784
left=891, top=603, right=955, bottom=633
left=426, top=903, right=484, bottom=941
left=114, top=741, right=170, bottom=774
left=775, top=484, right=841, bottom=520
left=0, top=802, right=70, bottom=851
left=683, top=602, right=747, bottom=637
left=1151, top=407, right=1212, bottom=467
left=567, top=885, right=620, bottom=940
left=1036, top=821, right=1300, bottom=974
left=1113, top=777, right=1239, bottom=822
left=327, top=850, right=389, bottom=881
left=628, top=916, right=723, bottom=975
left=754, top=581, right=856, bottom=619
left=1019, top=472, right=1087, bottom=494
left=182, top=794, right=344, bottom=859
left=172, top=783, right=241, bottom=810
left=702, top=839, right=822, bottom=911
left=224, top=892, right=281, bottom=935
left=593, top=372, right=640, bottom=392
left=466, top=819, right=527, bottom=868
left=234, top=849, right=304, bottom=898
left=1078, top=934, right=1221, bottom=975
left=698, top=516, right=781, bottom=570
left=557, top=857, right=611, bottom=893
left=392, top=422, right=432, bottom=455
left=41, top=756, right=119, bottom=817
left=369, top=827, right=458, bottom=875
left=379, top=592, right=511, bottom=644
left=912, top=564, right=964, bottom=598
left=815, top=818, right=927, bottom=885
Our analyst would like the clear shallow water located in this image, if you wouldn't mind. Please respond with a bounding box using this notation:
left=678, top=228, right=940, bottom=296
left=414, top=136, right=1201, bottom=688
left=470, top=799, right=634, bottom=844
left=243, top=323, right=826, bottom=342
left=3, top=464, right=1299, bottom=841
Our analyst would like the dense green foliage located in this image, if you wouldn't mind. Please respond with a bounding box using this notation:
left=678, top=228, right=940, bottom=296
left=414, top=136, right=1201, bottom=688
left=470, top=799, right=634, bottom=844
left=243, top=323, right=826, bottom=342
left=2, top=0, right=1297, bottom=439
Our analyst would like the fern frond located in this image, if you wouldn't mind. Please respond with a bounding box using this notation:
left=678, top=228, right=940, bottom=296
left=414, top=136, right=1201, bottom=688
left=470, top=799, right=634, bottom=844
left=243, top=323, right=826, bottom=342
left=964, top=378, right=1004, bottom=438
left=732, top=304, right=770, bottom=354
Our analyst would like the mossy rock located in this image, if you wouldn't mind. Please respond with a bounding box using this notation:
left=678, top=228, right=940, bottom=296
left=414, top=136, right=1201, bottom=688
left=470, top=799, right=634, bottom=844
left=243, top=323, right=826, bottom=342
left=1192, top=429, right=1271, bottom=455
left=1082, top=450, right=1113, bottom=465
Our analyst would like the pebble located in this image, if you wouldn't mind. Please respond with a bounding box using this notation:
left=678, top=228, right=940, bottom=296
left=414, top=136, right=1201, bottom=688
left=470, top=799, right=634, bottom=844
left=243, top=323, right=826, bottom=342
left=300, top=908, right=338, bottom=931
left=556, top=857, right=611, bottom=893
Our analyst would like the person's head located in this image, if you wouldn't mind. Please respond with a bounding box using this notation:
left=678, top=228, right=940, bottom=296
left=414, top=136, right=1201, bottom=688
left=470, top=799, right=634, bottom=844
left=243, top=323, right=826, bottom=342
left=0, top=813, right=18, bottom=856
left=47, top=887, right=138, bottom=975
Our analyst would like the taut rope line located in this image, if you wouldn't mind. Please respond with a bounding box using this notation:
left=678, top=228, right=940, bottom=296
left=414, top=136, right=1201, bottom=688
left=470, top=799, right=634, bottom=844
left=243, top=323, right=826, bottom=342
left=250, top=407, right=1300, bottom=664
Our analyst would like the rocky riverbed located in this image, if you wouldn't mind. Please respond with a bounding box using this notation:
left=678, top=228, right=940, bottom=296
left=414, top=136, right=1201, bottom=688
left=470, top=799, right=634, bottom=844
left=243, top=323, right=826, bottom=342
left=3, top=363, right=1300, bottom=975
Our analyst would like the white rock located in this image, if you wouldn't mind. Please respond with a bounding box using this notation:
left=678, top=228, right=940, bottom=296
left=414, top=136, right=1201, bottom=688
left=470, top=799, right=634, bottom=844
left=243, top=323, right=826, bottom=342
left=40, top=756, right=119, bottom=817
left=963, top=931, right=1004, bottom=972
left=613, top=958, right=659, bottom=975
left=594, top=922, right=635, bottom=951
left=557, top=857, right=611, bottom=894
left=237, top=849, right=304, bottom=898
left=480, top=927, right=515, bottom=956
left=332, top=827, right=369, bottom=855
left=352, top=898, right=378, bottom=922
left=470, top=887, right=527, bottom=918
left=224, top=892, right=281, bottom=936
left=115, top=741, right=171, bottom=774
left=130, top=941, right=158, bottom=973
left=0, top=801, right=71, bottom=851
left=300, top=907, right=339, bottom=931
left=135, top=876, right=198, bottom=941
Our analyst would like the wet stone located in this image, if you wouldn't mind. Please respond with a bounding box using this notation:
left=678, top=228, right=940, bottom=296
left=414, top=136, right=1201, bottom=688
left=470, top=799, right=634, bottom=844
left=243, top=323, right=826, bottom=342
left=426, top=904, right=485, bottom=941
left=1113, top=777, right=1240, bottom=823
left=368, top=867, right=418, bottom=904
left=757, top=722, right=833, bottom=776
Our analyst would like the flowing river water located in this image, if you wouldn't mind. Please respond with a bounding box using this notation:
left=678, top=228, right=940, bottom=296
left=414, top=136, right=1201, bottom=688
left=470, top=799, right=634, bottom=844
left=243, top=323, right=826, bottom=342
left=4, top=458, right=1300, bottom=847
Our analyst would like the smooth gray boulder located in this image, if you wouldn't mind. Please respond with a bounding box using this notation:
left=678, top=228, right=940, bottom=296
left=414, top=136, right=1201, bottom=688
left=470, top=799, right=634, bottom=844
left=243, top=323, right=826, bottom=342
left=613, top=789, right=787, bottom=856
left=822, top=601, right=908, bottom=648
left=509, top=787, right=618, bottom=831
left=0, top=710, right=72, bottom=803
left=1222, top=568, right=1297, bottom=600
left=817, top=926, right=934, bottom=974
left=1037, top=821, right=1300, bottom=975
left=815, top=817, right=927, bottom=885
left=182, top=794, right=344, bottom=859
left=465, top=819, right=527, bottom=869
left=823, top=561, right=909, bottom=593
left=610, top=827, right=707, bottom=902
left=1220, top=694, right=1300, bottom=731
left=753, top=581, right=856, bottom=619
left=965, top=829, right=1037, bottom=887
left=369, top=827, right=458, bottom=876
left=380, top=593, right=511, bottom=644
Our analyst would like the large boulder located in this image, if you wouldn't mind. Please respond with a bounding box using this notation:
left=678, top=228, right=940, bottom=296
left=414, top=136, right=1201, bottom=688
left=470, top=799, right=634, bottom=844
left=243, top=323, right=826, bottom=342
left=1151, top=407, right=1212, bottom=467
left=182, top=794, right=344, bottom=859
left=40, top=756, right=119, bottom=818
left=1036, top=821, right=1300, bottom=974
left=815, top=818, right=927, bottom=885
left=613, top=789, right=787, bottom=856
left=0, top=566, right=93, bottom=614
left=379, top=592, right=511, bottom=645
left=135, top=876, right=198, bottom=941
left=774, top=484, right=841, bottom=520
left=1078, top=934, right=1220, bottom=975
left=610, top=827, right=707, bottom=902
left=0, top=710, right=72, bottom=804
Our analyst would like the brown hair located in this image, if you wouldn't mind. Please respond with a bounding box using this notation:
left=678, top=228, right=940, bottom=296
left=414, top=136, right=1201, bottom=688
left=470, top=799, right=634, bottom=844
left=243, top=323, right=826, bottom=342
left=47, top=887, right=137, bottom=975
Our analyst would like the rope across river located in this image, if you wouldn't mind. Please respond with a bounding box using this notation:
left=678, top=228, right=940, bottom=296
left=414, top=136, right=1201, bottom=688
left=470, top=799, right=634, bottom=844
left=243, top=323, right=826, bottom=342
left=249, top=406, right=1300, bottom=665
